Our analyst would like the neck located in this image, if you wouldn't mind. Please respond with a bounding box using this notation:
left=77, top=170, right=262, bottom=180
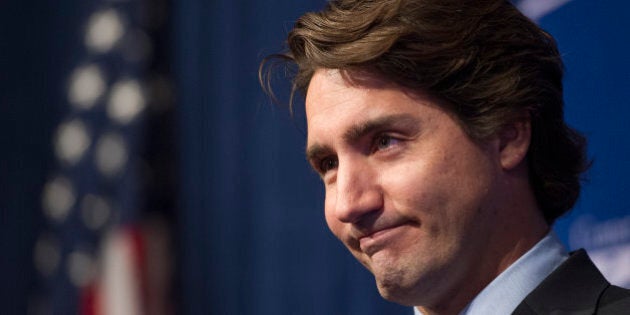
left=417, top=165, right=549, bottom=315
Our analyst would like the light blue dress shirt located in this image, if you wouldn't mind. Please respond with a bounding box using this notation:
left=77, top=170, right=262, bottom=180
left=414, top=232, right=569, bottom=315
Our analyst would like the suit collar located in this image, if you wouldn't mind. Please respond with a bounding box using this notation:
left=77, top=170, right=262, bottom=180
left=512, top=249, right=610, bottom=314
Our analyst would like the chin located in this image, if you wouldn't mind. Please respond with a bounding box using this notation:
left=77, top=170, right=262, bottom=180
left=370, top=249, right=449, bottom=307
left=371, top=259, right=422, bottom=306
left=375, top=278, right=419, bottom=307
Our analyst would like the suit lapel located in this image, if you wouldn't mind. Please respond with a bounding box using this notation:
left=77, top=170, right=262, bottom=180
left=512, top=249, right=610, bottom=315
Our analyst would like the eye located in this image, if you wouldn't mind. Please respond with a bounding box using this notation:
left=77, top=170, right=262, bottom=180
left=319, top=156, right=338, bottom=173
left=374, top=135, right=399, bottom=151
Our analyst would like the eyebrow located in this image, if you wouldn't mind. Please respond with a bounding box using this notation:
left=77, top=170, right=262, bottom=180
left=342, top=113, right=420, bottom=144
left=305, top=113, right=420, bottom=164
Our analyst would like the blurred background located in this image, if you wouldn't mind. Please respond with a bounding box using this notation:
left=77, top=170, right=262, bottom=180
left=0, top=0, right=628, bottom=314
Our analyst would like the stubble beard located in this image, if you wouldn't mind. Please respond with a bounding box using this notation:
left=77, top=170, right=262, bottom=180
left=368, top=242, right=458, bottom=308
left=369, top=248, right=429, bottom=306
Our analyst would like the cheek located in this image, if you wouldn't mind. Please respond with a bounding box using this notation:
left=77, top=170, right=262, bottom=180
left=383, top=151, right=481, bottom=229
left=384, top=159, right=448, bottom=211
left=325, top=218, right=344, bottom=243
left=323, top=188, right=342, bottom=238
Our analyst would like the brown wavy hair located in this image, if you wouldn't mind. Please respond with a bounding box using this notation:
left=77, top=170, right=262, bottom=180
left=261, top=0, right=589, bottom=224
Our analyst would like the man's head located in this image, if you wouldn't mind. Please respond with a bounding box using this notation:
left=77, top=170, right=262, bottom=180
left=304, top=69, right=547, bottom=311
left=262, top=0, right=588, bottom=311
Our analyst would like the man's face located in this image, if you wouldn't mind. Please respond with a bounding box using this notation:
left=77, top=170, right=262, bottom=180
left=305, top=69, right=507, bottom=306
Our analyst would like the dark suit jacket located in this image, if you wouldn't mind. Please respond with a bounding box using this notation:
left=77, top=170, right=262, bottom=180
left=512, top=249, right=630, bottom=314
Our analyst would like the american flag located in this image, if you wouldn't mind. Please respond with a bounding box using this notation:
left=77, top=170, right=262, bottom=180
left=30, top=0, right=175, bottom=314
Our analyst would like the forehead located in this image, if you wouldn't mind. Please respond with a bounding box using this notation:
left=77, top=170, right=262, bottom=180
left=305, top=69, right=436, bottom=133
left=306, top=69, right=404, bottom=119
left=304, top=69, right=482, bottom=146
left=306, top=70, right=376, bottom=138
left=306, top=69, right=394, bottom=104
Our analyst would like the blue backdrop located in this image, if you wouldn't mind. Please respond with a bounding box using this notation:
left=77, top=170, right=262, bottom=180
left=0, top=0, right=628, bottom=314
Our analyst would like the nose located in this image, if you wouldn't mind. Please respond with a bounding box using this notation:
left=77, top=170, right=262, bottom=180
left=332, top=157, right=383, bottom=223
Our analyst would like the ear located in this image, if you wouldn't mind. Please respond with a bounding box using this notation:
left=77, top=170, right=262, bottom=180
left=498, top=118, right=531, bottom=170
